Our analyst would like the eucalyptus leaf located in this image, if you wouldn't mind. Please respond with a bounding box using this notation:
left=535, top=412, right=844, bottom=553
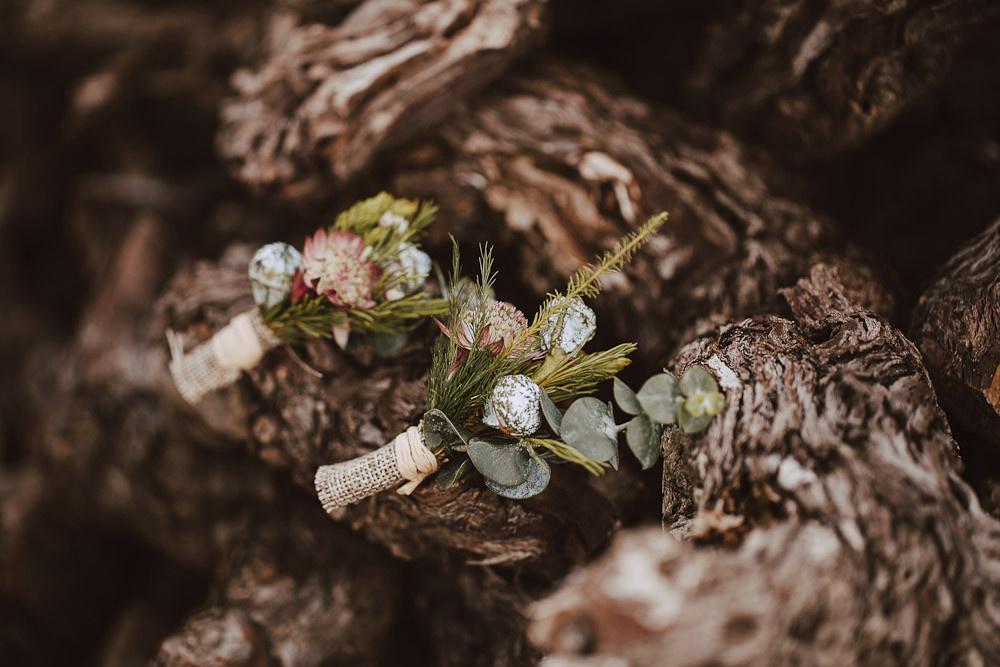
left=636, top=373, right=680, bottom=425
left=467, top=438, right=531, bottom=486
left=435, top=458, right=471, bottom=489
left=539, top=390, right=563, bottom=436
left=684, top=391, right=726, bottom=417
left=560, top=397, right=617, bottom=462
left=485, top=452, right=551, bottom=499
left=372, top=331, right=408, bottom=357
left=678, top=405, right=714, bottom=434
left=422, top=409, right=472, bottom=451
left=679, top=365, right=719, bottom=396
left=626, top=414, right=662, bottom=469
left=613, top=377, right=642, bottom=415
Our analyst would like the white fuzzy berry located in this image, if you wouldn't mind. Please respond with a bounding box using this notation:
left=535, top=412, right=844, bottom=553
left=248, top=242, right=301, bottom=308
left=541, top=297, right=597, bottom=354
left=483, top=375, right=542, bottom=436
left=378, top=212, right=410, bottom=233
left=396, top=243, right=432, bottom=293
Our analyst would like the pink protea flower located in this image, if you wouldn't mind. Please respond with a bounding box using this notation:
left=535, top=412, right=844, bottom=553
left=301, top=229, right=381, bottom=309
left=435, top=300, right=541, bottom=374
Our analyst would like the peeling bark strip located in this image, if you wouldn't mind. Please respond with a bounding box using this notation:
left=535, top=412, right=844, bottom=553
left=217, top=0, right=545, bottom=198
left=912, top=216, right=1000, bottom=452
left=393, top=61, right=890, bottom=364
left=158, top=245, right=618, bottom=570
left=530, top=265, right=1000, bottom=666
left=686, top=0, right=1000, bottom=157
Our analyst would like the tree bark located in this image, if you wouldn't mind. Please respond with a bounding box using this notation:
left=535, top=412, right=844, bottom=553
left=911, top=217, right=1000, bottom=462
left=391, top=60, right=892, bottom=367
left=685, top=0, right=1000, bottom=158
left=217, top=0, right=546, bottom=200
left=529, top=263, right=1000, bottom=666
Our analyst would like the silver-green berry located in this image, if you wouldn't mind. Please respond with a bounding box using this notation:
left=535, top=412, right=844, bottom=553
left=483, top=374, right=542, bottom=436
left=249, top=242, right=302, bottom=308
left=541, top=296, right=597, bottom=354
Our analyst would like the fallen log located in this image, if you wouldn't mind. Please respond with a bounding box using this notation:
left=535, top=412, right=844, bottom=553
left=685, top=0, right=1000, bottom=158
left=217, top=0, right=547, bottom=199
left=912, top=216, right=1000, bottom=463
left=530, top=264, right=1000, bottom=665
left=391, top=60, right=892, bottom=367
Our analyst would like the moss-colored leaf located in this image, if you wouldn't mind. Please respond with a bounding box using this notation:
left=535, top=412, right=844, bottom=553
left=539, top=390, right=563, bottom=436
left=679, top=365, right=718, bottom=397
left=626, top=414, right=662, bottom=470
left=636, top=373, right=680, bottom=424
left=485, top=451, right=551, bottom=499
left=678, top=405, right=714, bottom=434
left=560, top=397, right=617, bottom=462
left=467, top=438, right=530, bottom=486
left=435, top=458, right=471, bottom=489
left=613, top=377, right=642, bottom=415
left=372, top=331, right=408, bottom=357
left=422, top=409, right=472, bottom=451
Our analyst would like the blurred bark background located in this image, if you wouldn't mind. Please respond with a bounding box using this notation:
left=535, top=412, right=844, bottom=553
left=2, top=1, right=999, bottom=665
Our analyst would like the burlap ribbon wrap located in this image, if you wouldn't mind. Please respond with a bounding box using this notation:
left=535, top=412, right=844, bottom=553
left=167, top=308, right=281, bottom=404
left=314, top=423, right=439, bottom=513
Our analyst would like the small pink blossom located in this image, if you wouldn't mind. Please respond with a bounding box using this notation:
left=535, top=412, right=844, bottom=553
left=301, top=228, right=381, bottom=309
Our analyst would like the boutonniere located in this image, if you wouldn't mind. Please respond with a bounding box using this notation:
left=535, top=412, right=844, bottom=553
left=167, top=193, right=447, bottom=404
left=314, top=212, right=723, bottom=514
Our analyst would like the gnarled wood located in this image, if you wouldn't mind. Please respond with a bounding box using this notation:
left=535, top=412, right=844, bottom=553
left=686, top=0, right=1000, bottom=158
left=912, top=217, right=1000, bottom=459
left=217, top=0, right=546, bottom=199
left=391, top=60, right=891, bottom=366
left=530, top=264, right=1000, bottom=665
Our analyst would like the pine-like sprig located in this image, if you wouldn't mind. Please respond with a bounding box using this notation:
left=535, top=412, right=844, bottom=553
left=536, top=343, right=636, bottom=403
left=564, top=212, right=668, bottom=299
left=518, top=212, right=667, bottom=349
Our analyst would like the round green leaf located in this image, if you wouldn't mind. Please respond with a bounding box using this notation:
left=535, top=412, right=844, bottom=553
left=539, top=390, right=563, bottom=436
left=467, top=438, right=530, bottom=486
left=636, top=373, right=680, bottom=424
left=435, top=458, right=471, bottom=490
left=679, top=365, right=719, bottom=397
left=372, top=331, right=408, bottom=357
left=560, top=397, right=617, bottom=462
left=485, top=453, right=551, bottom=499
left=613, top=377, right=642, bottom=415
left=626, top=414, right=662, bottom=469
left=684, top=391, right=726, bottom=418
left=422, top=409, right=472, bottom=451
left=678, top=405, right=714, bottom=434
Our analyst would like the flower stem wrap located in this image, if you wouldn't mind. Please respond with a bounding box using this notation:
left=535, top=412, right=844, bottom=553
left=314, top=424, right=438, bottom=513
left=167, top=308, right=281, bottom=404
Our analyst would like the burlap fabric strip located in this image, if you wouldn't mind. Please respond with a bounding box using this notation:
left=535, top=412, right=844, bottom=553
left=167, top=308, right=281, bottom=404
left=315, top=424, right=439, bottom=513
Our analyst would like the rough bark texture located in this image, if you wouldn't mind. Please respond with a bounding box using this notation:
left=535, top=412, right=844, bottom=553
left=6, top=0, right=1000, bottom=665
left=912, top=216, right=1000, bottom=458
left=217, top=0, right=546, bottom=199
left=686, top=0, right=1000, bottom=158
left=391, top=61, right=893, bottom=367
left=529, top=264, right=1000, bottom=665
